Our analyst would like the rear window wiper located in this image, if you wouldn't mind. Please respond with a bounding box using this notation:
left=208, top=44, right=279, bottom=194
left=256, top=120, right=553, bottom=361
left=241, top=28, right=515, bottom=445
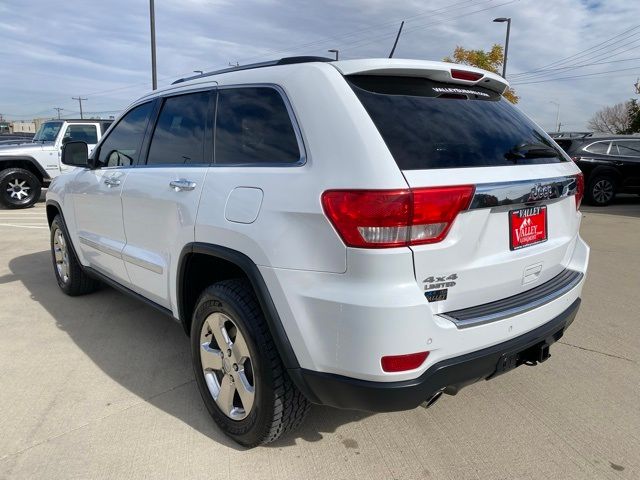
left=505, top=142, right=559, bottom=162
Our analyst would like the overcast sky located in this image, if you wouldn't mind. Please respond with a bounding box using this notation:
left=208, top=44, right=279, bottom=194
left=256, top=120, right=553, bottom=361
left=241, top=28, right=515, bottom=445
left=0, top=0, right=638, bottom=130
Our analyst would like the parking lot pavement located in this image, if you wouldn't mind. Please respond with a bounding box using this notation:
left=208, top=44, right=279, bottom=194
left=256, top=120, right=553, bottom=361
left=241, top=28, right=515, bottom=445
left=0, top=199, right=638, bottom=480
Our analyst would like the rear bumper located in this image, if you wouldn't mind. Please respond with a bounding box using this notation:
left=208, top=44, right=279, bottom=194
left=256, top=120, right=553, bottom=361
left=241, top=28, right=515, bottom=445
left=289, top=298, right=580, bottom=412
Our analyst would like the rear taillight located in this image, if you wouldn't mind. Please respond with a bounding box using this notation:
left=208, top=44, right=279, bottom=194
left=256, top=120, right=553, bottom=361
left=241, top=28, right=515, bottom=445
left=575, top=173, right=584, bottom=210
left=321, top=185, right=475, bottom=248
left=450, top=69, right=484, bottom=81
left=381, top=351, right=429, bottom=372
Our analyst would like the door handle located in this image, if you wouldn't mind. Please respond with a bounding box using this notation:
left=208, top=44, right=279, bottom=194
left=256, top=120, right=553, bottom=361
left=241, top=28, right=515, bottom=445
left=170, top=179, right=197, bottom=191
left=104, top=177, right=121, bottom=187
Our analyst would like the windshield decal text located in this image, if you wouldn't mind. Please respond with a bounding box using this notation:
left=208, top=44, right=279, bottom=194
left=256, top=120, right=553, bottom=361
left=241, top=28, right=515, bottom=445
left=432, top=87, right=490, bottom=97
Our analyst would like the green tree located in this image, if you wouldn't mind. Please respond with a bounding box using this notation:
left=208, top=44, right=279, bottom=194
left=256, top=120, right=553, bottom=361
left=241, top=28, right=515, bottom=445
left=625, top=99, right=640, bottom=134
left=444, top=44, right=519, bottom=103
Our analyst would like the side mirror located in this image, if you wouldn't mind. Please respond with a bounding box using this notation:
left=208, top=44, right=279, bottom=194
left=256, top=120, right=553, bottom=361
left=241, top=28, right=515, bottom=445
left=61, top=141, right=90, bottom=167
left=61, top=136, right=72, bottom=144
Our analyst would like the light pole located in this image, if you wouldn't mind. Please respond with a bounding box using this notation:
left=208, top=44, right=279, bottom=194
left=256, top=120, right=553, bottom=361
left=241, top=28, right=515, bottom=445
left=550, top=101, right=561, bottom=132
left=328, top=49, right=339, bottom=60
left=493, top=17, right=511, bottom=78
left=149, top=0, right=157, bottom=90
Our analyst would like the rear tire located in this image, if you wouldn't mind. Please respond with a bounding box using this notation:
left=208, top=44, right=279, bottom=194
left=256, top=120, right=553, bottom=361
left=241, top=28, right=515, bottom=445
left=50, top=215, right=101, bottom=296
left=0, top=168, right=41, bottom=209
left=191, top=278, right=310, bottom=447
left=585, top=175, right=616, bottom=206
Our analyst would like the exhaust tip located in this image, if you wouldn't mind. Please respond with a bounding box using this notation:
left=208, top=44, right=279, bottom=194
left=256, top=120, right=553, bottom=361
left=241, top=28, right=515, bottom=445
left=422, top=389, right=444, bottom=409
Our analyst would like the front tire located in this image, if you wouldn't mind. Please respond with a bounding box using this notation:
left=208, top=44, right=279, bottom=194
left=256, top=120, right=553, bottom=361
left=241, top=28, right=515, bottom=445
left=191, top=279, right=310, bottom=447
left=50, top=215, right=101, bottom=296
left=0, top=168, right=41, bottom=209
left=585, top=175, right=616, bottom=206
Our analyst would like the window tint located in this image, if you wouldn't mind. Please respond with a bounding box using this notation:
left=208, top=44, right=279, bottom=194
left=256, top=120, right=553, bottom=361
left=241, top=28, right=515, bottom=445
left=215, top=87, right=301, bottom=165
left=147, top=91, right=209, bottom=165
left=100, top=122, right=113, bottom=136
left=584, top=141, right=610, bottom=155
left=98, top=102, right=153, bottom=167
left=349, top=75, right=566, bottom=170
left=64, top=124, right=98, bottom=144
left=614, top=140, right=640, bottom=157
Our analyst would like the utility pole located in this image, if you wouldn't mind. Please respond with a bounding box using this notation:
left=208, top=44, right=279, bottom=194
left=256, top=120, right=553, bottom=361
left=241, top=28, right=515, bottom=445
left=53, top=107, right=64, bottom=119
left=72, top=97, right=87, bottom=119
left=149, top=0, right=157, bottom=90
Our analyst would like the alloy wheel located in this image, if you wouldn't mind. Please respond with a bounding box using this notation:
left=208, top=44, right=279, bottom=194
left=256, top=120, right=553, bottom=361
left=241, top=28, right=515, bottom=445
left=53, top=228, right=70, bottom=283
left=592, top=179, right=614, bottom=204
left=6, top=177, right=32, bottom=202
left=200, top=312, right=255, bottom=420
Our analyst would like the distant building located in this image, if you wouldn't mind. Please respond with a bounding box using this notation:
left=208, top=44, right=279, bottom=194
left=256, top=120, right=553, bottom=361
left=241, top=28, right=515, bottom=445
left=10, top=120, right=36, bottom=134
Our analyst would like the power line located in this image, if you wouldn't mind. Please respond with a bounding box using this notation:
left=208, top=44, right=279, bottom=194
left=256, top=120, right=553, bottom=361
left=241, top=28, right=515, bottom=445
left=235, top=0, right=484, bottom=64
left=511, top=37, right=640, bottom=80
left=510, top=65, right=640, bottom=86
left=338, top=0, right=519, bottom=54
left=511, top=24, right=640, bottom=77
left=508, top=54, right=640, bottom=83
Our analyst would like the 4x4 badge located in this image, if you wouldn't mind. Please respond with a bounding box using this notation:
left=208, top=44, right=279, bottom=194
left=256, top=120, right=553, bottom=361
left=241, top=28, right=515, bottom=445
left=423, top=273, right=458, bottom=291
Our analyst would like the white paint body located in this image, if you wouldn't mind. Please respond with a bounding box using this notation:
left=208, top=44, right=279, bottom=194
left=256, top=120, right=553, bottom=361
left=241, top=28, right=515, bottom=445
left=47, top=59, right=589, bottom=383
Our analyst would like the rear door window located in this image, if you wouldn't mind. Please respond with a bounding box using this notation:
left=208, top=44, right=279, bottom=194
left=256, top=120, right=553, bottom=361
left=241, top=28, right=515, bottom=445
left=583, top=141, right=610, bottom=155
left=614, top=140, right=640, bottom=157
left=348, top=75, right=566, bottom=170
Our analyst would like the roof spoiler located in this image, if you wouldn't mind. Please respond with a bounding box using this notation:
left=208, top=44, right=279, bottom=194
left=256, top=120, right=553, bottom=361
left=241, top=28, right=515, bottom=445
left=331, top=59, right=509, bottom=95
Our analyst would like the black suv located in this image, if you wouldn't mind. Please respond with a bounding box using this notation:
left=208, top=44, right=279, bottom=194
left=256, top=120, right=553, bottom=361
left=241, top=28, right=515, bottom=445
left=555, top=134, right=640, bottom=206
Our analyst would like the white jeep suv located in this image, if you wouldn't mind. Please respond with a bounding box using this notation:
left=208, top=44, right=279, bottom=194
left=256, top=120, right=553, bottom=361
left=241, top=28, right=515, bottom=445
left=46, top=57, right=589, bottom=447
left=0, top=119, right=111, bottom=208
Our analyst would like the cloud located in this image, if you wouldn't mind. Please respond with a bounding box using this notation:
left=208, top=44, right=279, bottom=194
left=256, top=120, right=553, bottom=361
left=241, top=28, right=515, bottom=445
left=0, top=0, right=638, bottom=130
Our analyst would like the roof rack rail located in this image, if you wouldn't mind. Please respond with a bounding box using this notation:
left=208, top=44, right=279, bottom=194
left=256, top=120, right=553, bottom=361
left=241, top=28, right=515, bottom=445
left=172, top=56, right=334, bottom=85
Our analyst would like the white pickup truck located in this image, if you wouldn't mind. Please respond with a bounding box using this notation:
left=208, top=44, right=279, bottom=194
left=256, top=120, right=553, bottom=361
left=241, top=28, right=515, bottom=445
left=0, top=119, right=112, bottom=208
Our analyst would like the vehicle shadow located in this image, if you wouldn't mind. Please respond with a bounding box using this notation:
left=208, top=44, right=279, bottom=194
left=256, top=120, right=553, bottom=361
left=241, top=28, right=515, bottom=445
left=5, top=250, right=372, bottom=449
left=581, top=194, right=640, bottom=218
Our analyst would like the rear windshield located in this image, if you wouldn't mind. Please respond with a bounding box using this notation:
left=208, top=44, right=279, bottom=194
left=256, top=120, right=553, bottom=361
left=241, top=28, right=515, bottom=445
left=349, top=75, right=566, bottom=170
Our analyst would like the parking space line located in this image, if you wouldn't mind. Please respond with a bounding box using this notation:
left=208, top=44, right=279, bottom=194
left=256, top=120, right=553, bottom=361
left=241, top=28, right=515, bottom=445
left=0, top=223, right=48, bottom=229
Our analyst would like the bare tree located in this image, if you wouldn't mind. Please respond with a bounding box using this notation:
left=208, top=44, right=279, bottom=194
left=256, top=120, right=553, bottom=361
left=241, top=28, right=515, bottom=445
left=587, top=102, right=630, bottom=134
